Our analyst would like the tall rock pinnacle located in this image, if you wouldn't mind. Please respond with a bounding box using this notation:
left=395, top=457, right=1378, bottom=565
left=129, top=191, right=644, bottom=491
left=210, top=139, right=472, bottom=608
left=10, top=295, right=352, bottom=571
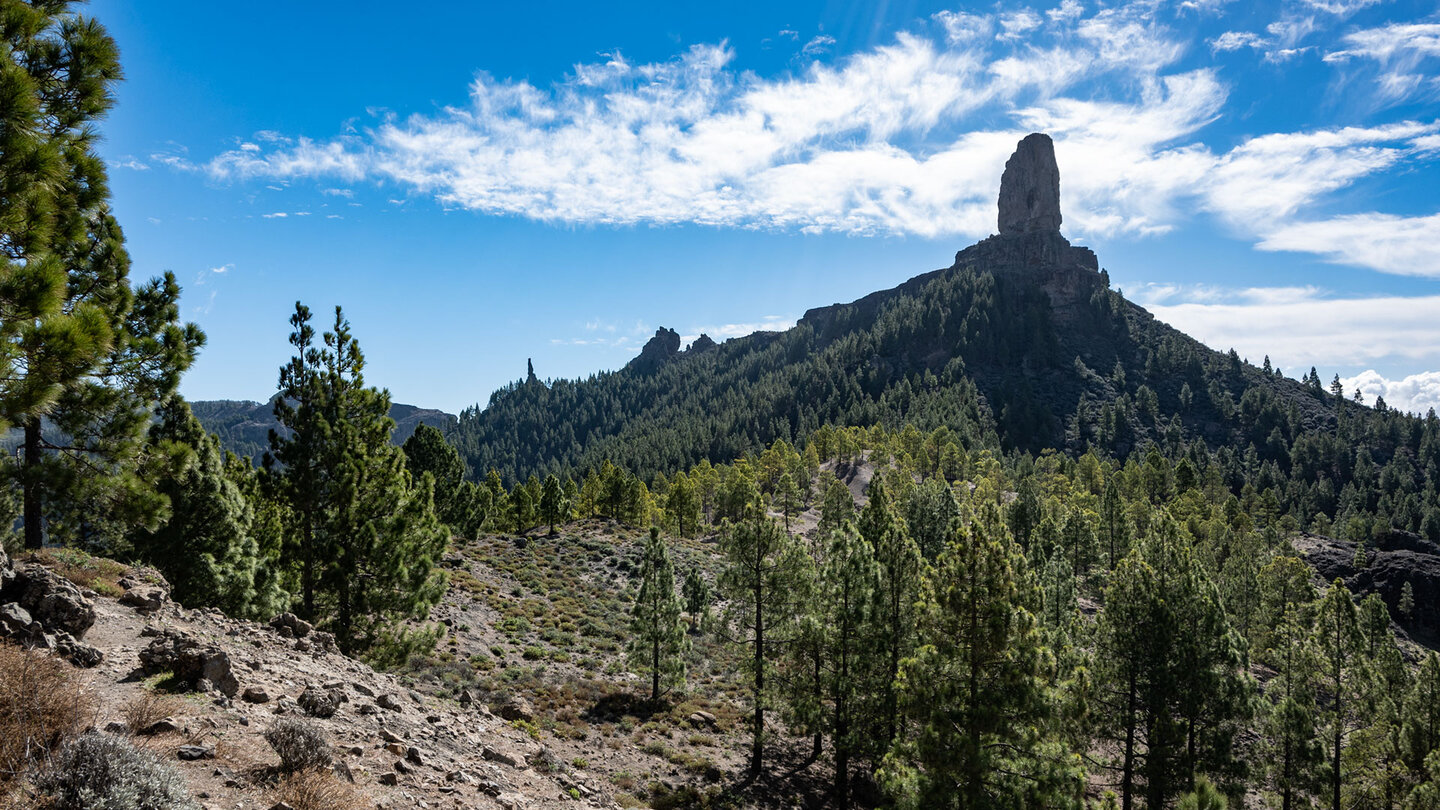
left=997, top=133, right=1062, bottom=235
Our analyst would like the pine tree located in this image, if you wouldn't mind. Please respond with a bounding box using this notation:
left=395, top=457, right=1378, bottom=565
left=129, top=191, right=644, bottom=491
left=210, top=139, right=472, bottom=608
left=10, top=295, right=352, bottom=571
left=904, top=477, right=959, bottom=561
left=814, top=521, right=877, bottom=809
left=538, top=473, right=566, bottom=535
left=681, top=567, right=711, bottom=631
left=38, top=273, right=203, bottom=551
left=666, top=472, right=700, bottom=538
left=719, top=502, right=809, bottom=779
left=1314, top=580, right=1363, bottom=810
left=861, top=476, right=923, bottom=750
left=127, top=398, right=282, bottom=618
left=628, top=528, right=689, bottom=702
left=0, top=1, right=124, bottom=550
left=402, top=424, right=478, bottom=538
left=267, top=305, right=448, bottom=654
left=881, top=501, right=1080, bottom=809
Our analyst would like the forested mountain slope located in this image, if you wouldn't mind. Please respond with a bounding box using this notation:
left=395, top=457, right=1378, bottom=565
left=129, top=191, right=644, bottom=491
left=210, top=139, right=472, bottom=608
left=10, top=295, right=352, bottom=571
left=452, top=226, right=1345, bottom=486
left=193, top=398, right=456, bottom=462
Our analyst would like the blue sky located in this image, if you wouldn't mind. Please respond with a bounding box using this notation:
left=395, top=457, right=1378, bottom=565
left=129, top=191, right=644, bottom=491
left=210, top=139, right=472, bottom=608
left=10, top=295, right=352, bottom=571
left=89, top=0, right=1440, bottom=414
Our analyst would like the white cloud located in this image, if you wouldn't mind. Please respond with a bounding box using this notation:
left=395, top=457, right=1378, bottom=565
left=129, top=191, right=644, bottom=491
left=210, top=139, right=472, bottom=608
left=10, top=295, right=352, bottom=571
left=1299, top=0, right=1383, bottom=15
left=679, top=315, right=796, bottom=346
left=179, top=2, right=1440, bottom=276
left=1258, top=213, right=1440, bottom=277
left=801, top=35, right=836, bottom=57
left=998, top=9, right=1043, bottom=40
left=1148, top=292, right=1440, bottom=375
left=1048, top=0, right=1085, bottom=24
left=117, top=156, right=150, bottom=171
left=261, top=212, right=288, bottom=218
left=1325, top=23, right=1440, bottom=101
left=210, top=264, right=232, bottom=274
left=1211, top=31, right=1265, bottom=52
left=1341, top=370, right=1440, bottom=416
left=934, top=10, right=991, bottom=43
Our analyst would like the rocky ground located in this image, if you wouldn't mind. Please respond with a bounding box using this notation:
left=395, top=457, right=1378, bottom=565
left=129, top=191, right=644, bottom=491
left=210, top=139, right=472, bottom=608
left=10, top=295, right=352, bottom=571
left=0, top=543, right=623, bottom=810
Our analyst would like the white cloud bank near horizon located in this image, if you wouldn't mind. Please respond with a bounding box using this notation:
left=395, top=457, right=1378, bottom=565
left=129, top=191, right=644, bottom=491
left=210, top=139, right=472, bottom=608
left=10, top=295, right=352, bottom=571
left=165, top=0, right=1440, bottom=280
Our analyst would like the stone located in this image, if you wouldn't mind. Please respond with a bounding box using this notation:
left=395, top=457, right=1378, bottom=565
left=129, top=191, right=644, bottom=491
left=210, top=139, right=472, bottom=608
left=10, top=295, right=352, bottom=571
left=298, top=684, right=347, bottom=718
left=376, top=693, right=402, bottom=711
left=119, top=586, right=167, bottom=613
left=0, top=602, right=34, bottom=636
left=137, top=630, right=239, bottom=697
left=53, top=631, right=103, bottom=668
left=495, top=695, right=534, bottom=723
left=997, top=132, right=1062, bottom=235
left=242, top=686, right=271, bottom=704
left=5, top=563, right=96, bottom=638
left=687, top=710, right=718, bottom=730
left=378, top=771, right=398, bottom=786
left=103, top=720, right=129, bottom=734
left=385, top=742, right=406, bottom=756
left=269, top=612, right=312, bottom=639
left=405, top=746, right=424, bottom=766
left=147, top=717, right=182, bottom=734
left=177, top=744, right=214, bottom=761
left=482, top=745, right=524, bottom=769
left=269, top=803, right=297, bottom=810
left=379, top=728, right=403, bottom=744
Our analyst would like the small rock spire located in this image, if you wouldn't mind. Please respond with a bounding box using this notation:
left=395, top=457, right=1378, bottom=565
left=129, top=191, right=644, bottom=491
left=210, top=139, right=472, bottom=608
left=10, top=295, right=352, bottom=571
left=997, top=133, right=1062, bottom=235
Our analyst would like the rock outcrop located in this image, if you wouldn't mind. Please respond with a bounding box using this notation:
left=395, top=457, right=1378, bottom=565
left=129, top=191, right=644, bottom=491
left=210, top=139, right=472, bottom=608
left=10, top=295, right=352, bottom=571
left=0, top=554, right=104, bottom=667
left=626, top=327, right=682, bottom=374
left=997, top=133, right=1062, bottom=235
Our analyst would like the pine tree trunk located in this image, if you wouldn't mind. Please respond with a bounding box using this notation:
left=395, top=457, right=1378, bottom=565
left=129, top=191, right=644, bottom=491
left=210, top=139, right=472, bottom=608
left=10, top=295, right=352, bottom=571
left=651, top=636, right=660, bottom=703
left=23, top=417, right=42, bottom=550
left=752, top=579, right=764, bottom=780
left=1122, top=669, right=1137, bottom=810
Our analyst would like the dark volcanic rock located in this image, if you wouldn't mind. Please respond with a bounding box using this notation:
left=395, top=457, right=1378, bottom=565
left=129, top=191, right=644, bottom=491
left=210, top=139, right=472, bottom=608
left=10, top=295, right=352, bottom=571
left=4, top=562, right=96, bottom=638
left=686, top=333, right=717, bottom=354
left=998, top=132, right=1062, bottom=235
left=139, top=630, right=239, bottom=697
left=627, top=328, right=682, bottom=374
left=1296, top=530, right=1440, bottom=633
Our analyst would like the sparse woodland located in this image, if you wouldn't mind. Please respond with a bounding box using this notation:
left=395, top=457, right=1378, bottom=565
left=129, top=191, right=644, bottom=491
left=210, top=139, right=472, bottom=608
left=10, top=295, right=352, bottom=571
left=5, top=2, right=1440, bottom=810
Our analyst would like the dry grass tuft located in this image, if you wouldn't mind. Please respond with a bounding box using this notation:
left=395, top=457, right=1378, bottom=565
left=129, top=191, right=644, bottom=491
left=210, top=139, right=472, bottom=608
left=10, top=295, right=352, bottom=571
left=20, top=548, right=128, bottom=596
left=271, top=770, right=368, bottom=810
left=123, top=689, right=183, bottom=735
left=0, top=642, right=91, bottom=783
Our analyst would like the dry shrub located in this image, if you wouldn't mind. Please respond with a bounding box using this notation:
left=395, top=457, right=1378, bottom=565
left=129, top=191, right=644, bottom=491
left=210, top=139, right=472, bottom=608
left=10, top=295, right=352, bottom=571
left=271, top=770, right=367, bottom=810
left=122, top=689, right=182, bottom=735
left=0, top=642, right=91, bottom=782
left=264, top=717, right=332, bottom=773
left=21, top=549, right=127, bottom=596
left=34, top=732, right=198, bottom=810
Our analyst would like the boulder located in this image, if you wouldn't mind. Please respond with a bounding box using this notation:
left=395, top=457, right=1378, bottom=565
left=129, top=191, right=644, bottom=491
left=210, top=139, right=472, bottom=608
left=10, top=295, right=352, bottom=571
left=138, top=630, right=239, bottom=697
left=52, top=631, right=103, bottom=668
left=269, top=613, right=312, bottom=639
left=241, top=686, right=271, bottom=704
left=0, top=602, right=35, bottom=636
left=997, top=133, right=1062, bottom=235
left=5, top=562, right=95, bottom=638
left=495, top=695, right=534, bottom=723
left=298, top=684, right=347, bottom=718
left=119, top=586, right=167, bottom=613
left=177, top=744, right=214, bottom=761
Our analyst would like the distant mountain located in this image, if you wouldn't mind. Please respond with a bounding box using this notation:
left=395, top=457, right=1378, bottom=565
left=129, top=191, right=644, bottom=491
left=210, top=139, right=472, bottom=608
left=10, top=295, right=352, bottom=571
left=192, top=397, right=457, bottom=462
left=450, top=134, right=1342, bottom=486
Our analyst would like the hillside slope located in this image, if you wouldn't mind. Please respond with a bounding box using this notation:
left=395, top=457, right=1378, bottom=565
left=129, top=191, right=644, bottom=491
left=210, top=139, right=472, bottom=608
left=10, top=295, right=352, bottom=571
left=193, top=398, right=457, bottom=462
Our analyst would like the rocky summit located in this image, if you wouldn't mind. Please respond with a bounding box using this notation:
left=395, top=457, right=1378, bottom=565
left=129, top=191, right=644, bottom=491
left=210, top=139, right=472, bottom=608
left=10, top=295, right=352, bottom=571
left=997, top=132, right=1062, bottom=235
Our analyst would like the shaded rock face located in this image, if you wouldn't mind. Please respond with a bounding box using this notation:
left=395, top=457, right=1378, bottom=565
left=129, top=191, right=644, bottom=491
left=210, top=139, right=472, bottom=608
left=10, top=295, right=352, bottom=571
left=627, top=327, right=682, bottom=374
left=1296, top=530, right=1440, bottom=637
left=997, top=133, right=1062, bottom=235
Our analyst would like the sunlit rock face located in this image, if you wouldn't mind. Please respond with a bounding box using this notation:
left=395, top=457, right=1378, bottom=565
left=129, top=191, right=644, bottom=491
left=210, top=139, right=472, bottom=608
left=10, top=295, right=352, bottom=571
left=997, top=133, right=1062, bottom=235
